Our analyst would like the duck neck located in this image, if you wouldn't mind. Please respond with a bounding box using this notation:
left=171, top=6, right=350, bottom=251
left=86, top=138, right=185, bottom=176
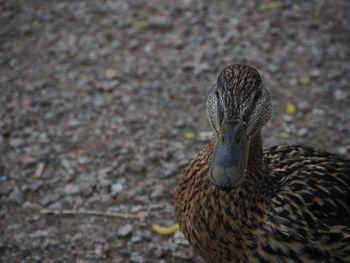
left=243, top=132, right=271, bottom=193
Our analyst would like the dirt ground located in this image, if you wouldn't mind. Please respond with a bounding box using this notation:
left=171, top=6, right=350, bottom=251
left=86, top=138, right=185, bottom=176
left=0, top=0, right=349, bottom=262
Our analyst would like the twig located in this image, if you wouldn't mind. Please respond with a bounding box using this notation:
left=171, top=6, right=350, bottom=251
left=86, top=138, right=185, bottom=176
left=35, top=163, right=45, bottom=178
left=40, top=208, right=139, bottom=219
left=314, top=0, right=326, bottom=19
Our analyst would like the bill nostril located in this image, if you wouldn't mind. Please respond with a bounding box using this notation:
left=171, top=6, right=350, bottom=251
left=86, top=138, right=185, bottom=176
left=216, top=175, right=233, bottom=192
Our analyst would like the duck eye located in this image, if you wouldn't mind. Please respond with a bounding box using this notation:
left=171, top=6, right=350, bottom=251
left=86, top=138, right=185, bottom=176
left=235, top=135, right=241, bottom=145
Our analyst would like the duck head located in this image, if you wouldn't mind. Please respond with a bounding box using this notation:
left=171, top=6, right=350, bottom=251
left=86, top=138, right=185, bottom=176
left=206, top=64, right=272, bottom=191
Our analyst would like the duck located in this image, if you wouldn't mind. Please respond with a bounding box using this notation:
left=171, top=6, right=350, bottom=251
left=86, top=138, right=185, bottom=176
left=175, top=64, right=350, bottom=263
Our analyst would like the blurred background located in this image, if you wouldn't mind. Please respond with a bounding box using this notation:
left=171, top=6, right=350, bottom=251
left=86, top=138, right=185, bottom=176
left=1, top=0, right=349, bottom=262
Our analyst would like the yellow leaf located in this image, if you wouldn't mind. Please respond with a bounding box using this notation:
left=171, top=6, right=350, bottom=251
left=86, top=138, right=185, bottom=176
left=286, top=103, right=297, bottom=115
left=105, top=68, right=118, bottom=79
left=131, top=20, right=148, bottom=30
left=32, top=144, right=41, bottom=155
left=106, top=95, right=114, bottom=102
left=152, top=223, right=180, bottom=236
left=185, top=132, right=195, bottom=140
left=299, top=78, right=310, bottom=87
left=279, top=131, right=290, bottom=139
left=258, top=1, right=283, bottom=11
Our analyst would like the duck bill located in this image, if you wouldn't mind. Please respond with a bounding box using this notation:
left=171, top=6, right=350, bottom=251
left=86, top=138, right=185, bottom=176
left=209, top=121, right=250, bottom=191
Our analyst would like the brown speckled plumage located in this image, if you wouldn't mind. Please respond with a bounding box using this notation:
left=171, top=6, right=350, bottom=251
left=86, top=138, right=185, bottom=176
left=175, top=65, right=350, bottom=263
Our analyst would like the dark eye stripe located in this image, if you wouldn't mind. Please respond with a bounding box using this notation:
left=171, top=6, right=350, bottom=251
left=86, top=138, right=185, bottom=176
left=253, top=89, right=262, bottom=104
left=243, top=90, right=261, bottom=123
left=214, top=85, right=219, bottom=98
left=216, top=94, right=224, bottom=124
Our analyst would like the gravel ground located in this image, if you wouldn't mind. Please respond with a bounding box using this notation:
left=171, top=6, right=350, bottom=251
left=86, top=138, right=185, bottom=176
left=0, top=0, right=349, bottom=262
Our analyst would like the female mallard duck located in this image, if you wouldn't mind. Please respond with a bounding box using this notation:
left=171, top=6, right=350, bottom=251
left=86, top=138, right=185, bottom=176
left=175, top=64, right=350, bottom=263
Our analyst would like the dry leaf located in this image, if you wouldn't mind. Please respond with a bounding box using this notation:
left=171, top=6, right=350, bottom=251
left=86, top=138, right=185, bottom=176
left=35, top=163, right=45, bottom=178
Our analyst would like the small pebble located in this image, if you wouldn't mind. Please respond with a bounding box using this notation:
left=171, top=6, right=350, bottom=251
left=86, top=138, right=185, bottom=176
left=22, top=201, right=40, bottom=209
left=68, top=119, right=81, bottom=127
left=337, top=147, right=347, bottom=155
left=174, top=120, right=185, bottom=128
left=131, top=234, right=143, bottom=243
left=167, top=242, right=177, bottom=252
left=77, top=157, right=89, bottom=164
left=334, top=90, right=346, bottom=101
left=174, top=231, right=189, bottom=246
left=283, top=115, right=293, bottom=123
left=29, top=230, right=49, bottom=239
left=9, top=138, right=24, bottom=147
left=130, top=252, right=144, bottom=263
left=118, top=224, right=133, bottom=237
left=111, top=182, right=124, bottom=195
left=310, top=68, right=321, bottom=77
left=64, top=184, right=80, bottom=195
left=8, top=188, right=23, bottom=204
left=297, top=128, right=308, bottom=137
left=48, top=201, right=63, bottom=210
left=149, top=16, right=172, bottom=30
left=198, top=131, right=213, bottom=141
